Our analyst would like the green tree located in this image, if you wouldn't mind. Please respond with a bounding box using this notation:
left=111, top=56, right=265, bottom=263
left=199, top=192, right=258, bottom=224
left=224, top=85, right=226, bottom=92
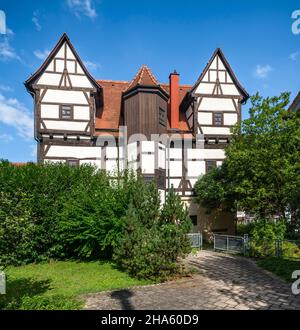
left=195, top=92, right=300, bottom=227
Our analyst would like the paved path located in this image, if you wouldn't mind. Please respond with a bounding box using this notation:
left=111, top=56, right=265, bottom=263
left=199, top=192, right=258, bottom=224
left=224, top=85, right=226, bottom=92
left=84, top=251, right=300, bottom=310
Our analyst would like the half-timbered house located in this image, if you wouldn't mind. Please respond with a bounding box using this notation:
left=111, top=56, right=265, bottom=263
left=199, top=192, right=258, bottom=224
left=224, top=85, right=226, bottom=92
left=25, top=33, right=249, bottom=237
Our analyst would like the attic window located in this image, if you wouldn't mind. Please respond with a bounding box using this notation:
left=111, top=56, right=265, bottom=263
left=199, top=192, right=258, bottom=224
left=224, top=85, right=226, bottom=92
left=60, top=105, right=73, bottom=120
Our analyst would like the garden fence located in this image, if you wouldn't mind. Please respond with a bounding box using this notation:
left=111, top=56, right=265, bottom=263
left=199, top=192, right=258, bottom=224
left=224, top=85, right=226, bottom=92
left=214, top=234, right=246, bottom=254
left=213, top=234, right=300, bottom=259
left=187, top=232, right=202, bottom=249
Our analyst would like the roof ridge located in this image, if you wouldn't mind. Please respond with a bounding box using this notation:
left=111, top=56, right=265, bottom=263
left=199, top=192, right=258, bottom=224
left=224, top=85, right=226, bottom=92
left=97, top=79, right=129, bottom=84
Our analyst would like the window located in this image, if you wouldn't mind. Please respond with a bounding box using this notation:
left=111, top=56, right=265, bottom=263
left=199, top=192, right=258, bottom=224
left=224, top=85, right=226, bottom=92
left=206, top=160, right=217, bottom=173
left=143, top=175, right=155, bottom=184
left=60, top=105, right=73, bottom=120
left=190, top=215, right=197, bottom=226
left=213, top=112, right=223, bottom=126
left=156, top=169, right=166, bottom=190
left=67, top=159, right=78, bottom=167
left=159, top=107, right=166, bottom=127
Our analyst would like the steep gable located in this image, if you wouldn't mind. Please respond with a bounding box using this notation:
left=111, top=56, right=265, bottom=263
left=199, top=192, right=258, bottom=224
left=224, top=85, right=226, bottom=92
left=25, top=33, right=101, bottom=93
left=190, top=48, right=248, bottom=102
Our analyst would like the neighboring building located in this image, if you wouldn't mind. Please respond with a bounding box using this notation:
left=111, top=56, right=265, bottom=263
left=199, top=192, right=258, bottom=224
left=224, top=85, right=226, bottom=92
left=25, top=33, right=249, bottom=237
left=289, top=92, right=300, bottom=112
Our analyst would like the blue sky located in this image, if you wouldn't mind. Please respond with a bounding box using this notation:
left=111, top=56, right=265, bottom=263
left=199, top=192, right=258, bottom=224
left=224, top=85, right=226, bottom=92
left=0, top=0, right=299, bottom=162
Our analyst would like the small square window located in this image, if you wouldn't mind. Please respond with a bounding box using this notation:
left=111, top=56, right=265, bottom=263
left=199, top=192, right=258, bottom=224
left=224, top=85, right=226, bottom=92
left=60, top=105, right=73, bottom=120
left=213, top=112, right=223, bottom=126
left=206, top=160, right=217, bottom=173
left=67, top=159, right=78, bottom=167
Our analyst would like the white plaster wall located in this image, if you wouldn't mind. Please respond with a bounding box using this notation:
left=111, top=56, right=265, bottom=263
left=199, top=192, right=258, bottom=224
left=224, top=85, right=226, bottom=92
left=42, top=90, right=88, bottom=105
left=73, top=106, right=90, bottom=120
left=187, top=161, right=205, bottom=177
left=158, top=148, right=165, bottom=169
left=56, top=45, right=64, bottom=58
left=46, top=145, right=101, bottom=158
left=43, top=120, right=88, bottom=131
left=198, top=112, right=212, bottom=125
left=105, top=146, right=118, bottom=158
left=37, top=73, right=61, bottom=86
left=210, top=57, right=217, bottom=69
left=66, top=44, right=76, bottom=60
left=41, top=104, right=59, bottom=118
left=169, top=148, right=182, bottom=159
left=141, top=154, right=155, bottom=173
left=224, top=113, right=238, bottom=125
left=187, top=148, right=204, bottom=159
left=203, top=149, right=225, bottom=159
left=169, top=178, right=181, bottom=189
left=56, top=59, right=64, bottom=73
left=70, top=75, right=93, bottom=89
left=106, top=160, right=118, bottom=173
left=141, top=141, right=155, bottom=153
left=66, top=61, right=76, bottom=74
left=46, top=60, right=54, bottom=72
left=198, top=97, right=236, bottom=111
left=127, top=142, right=137, bottom=162
left=201, top=127, right=231, bottom=135
left=196, top=83, right=214, bottom=94
left=169, top=161, right=182, bottom=176
left=221, top=84, right=239, bottom=95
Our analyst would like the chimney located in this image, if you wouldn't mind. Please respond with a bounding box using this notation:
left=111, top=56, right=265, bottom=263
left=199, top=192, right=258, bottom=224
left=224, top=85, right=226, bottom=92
left=169, top=70, right=179, bottom=130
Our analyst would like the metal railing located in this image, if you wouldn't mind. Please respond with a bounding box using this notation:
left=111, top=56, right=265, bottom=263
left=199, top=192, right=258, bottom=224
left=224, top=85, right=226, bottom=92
left=187, top=232, right=202, bottom=249
left=214, top=234, right=246, bottom=254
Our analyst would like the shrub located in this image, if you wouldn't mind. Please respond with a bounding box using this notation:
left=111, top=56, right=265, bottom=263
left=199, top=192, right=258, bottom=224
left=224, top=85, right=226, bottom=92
left=0, top=162, right=156, bottom=264
left=0, top=191, right=37, bottom=266
left=282, top=241, right=300, bottom=259
left=113, top=187, right=192, bottom=280
left=0, top=161, right=193, bottom=279
left=248, top=219, right=286, bottom=257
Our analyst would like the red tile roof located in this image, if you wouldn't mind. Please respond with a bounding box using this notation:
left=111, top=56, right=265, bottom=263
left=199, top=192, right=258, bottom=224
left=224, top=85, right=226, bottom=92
left=95, top=80, right=129, bottom=131
left=11, top=162, right=28, bottom=166
left=95, top=79, right=192, bottom=133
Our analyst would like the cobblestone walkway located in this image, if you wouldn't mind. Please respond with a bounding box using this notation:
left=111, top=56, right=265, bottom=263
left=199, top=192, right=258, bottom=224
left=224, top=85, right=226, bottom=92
left=84, top=251, right=300, bottom=310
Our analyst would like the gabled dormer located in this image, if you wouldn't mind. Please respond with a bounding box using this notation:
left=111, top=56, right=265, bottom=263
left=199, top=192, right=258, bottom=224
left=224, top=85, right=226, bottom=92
left=123, top=65, right=169, bottom=139
left=25, top=33, right=102, bottom=141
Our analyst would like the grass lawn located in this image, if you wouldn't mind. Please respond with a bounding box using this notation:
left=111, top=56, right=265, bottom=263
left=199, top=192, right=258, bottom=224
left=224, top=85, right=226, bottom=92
left=0, top=261, right=153, bottom=310
left=256, top=257, right=300, bottom=283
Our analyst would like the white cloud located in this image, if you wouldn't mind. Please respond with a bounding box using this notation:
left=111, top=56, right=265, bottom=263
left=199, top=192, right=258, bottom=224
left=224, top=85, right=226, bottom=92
left=0, top=133, right=13, bottom=143
left=0, top=39, right=20, bottom=61
left=0, top=30, right=21, bottom=62
left=34, top=49, right=50, bottom=61
left=289, top=51, right=300, bottom=61
left=0, top=93, right=33, bottom=140
left=30, top=144, right=37, bottom=158
left=0, top=84, right=13, bottom=92
left=67, top=0, right=97, bottom=19
left=32, top=10, right=42, bottom=31
left=84, top=60, right=100, bottom=71
left=254, top=64, right=273, bottom=79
